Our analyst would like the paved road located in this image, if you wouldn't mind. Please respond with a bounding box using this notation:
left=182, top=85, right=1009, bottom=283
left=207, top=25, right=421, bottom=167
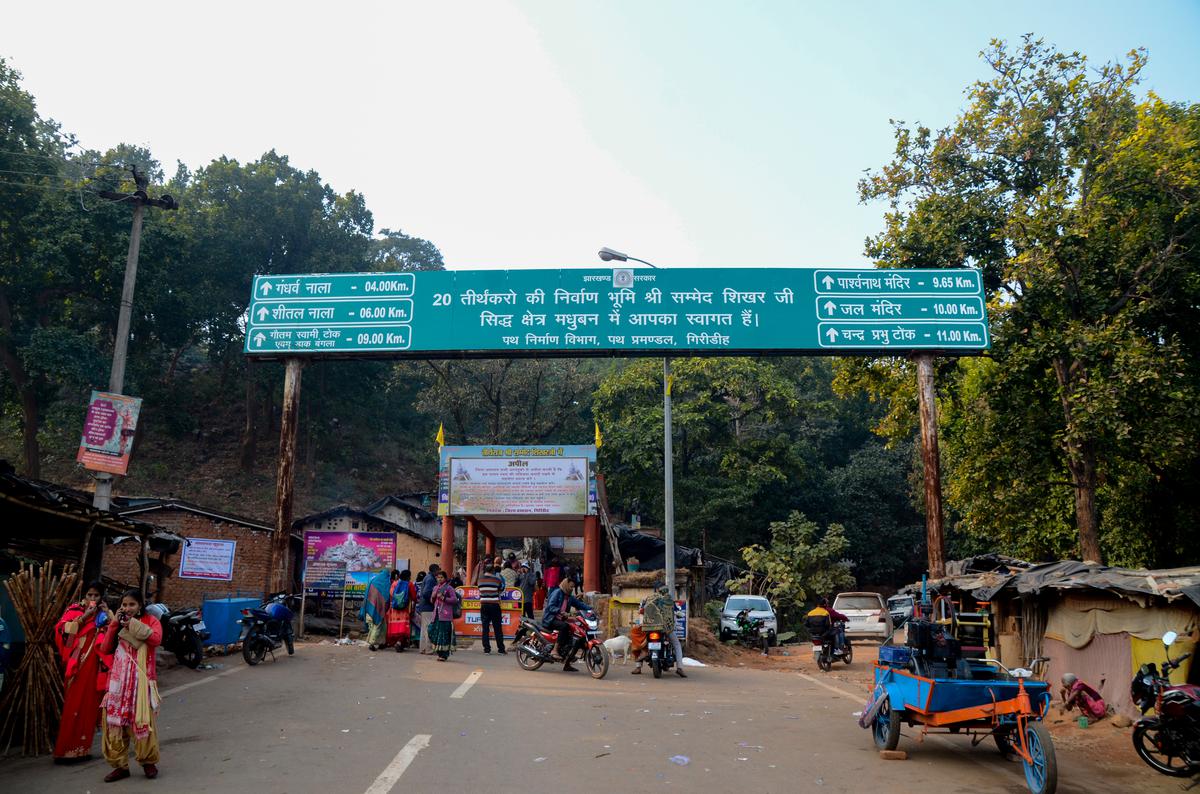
left=0, top=642, right=1180, bottom=793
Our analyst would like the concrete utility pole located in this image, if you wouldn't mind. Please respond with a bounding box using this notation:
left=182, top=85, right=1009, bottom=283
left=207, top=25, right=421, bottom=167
left=269, top=358, right=304, bottom=594
left=85, top=167, right=177, bottom=583
left=915, top=353, right=946, bottom=579
left=597, top=247, right=677, bottom=596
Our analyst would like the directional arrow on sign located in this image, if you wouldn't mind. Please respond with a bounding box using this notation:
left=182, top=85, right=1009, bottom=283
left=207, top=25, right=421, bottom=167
left=821, top=275, right=835, bottom=290
left=253, top=332, right=266, bottom=347
left=824, top=301, right=837, bottom=315
left=825, top=328, right=839, bottom=342
left=256, top=306, right=270, bottom=321
left=259, top=281, right=273, bottom=295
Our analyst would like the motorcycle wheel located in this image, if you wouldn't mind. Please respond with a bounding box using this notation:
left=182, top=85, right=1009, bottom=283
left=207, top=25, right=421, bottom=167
left=842, top=642, right=853, bottom=665
left=1021, top=722, right=1057, bottom=794
left=872, top=696, right=901, bottom=751
left=817, top=648, right=832, bottom=672
left=1132, top=721, right=1200, bottom=777
left=652, top=658, right=662, bottom=679
left=516, top=644, right=544, bottom=671
left=177, top=633, right=204, bottom=669
left=242, top=635, right=267, bottom=666
left=584, top=644, right=610, bottom=679
left=284, top=632, right=295, bottom=655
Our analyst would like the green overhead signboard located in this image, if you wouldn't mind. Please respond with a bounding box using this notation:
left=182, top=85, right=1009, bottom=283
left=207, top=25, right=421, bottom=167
left=243, top=268, right=989, bottom=357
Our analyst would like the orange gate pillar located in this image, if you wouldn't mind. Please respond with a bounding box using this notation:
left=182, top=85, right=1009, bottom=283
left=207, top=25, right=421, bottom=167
left=440, top=516, right=456, bottom=576
left=583, top=515, right=600, bottom=592
left=484, top=530, right=495, bottom=560
left=465, top=518, right=479, bottom=582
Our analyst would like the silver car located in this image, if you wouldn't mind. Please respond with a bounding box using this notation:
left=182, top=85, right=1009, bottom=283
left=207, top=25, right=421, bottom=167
left=719, top=595, right=778, bottom=645
left=833, top=592, right=892, bottom=640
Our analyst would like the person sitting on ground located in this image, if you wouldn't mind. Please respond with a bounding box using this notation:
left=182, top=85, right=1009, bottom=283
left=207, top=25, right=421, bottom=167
left=1060, top=673, right=1107, bottom=723
left=541, top=578, right=592, bottom=671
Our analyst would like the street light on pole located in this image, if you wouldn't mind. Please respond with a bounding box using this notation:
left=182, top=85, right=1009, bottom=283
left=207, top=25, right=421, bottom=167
left=597, top=246, right=675, bottom=598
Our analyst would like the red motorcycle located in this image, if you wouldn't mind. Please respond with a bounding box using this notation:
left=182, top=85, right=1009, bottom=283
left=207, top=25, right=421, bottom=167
left=1131, top=630, right=1200, bottom=777
left=513, top=614, right=610, bottom=679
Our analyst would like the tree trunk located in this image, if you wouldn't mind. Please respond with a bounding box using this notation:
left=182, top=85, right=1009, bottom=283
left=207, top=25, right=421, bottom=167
left=19, top=384, right=40, bottom=480
left=1052, top=355, right=1103, bottom=564
left=240, top=372, right=257, bottom=471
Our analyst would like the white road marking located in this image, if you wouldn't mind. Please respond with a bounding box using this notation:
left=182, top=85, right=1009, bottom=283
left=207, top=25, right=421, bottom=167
left=160, top=663, right=247, bottom=697
left=796, top=672, right=1024, bottom=782
left=450, top=669, right=483, bottom=699
left=364, top=734, right=431, bottom=794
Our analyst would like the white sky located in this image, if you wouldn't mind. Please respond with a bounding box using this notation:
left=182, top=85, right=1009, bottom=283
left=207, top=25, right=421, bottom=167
left=5, top=2, right=1198, bottom=270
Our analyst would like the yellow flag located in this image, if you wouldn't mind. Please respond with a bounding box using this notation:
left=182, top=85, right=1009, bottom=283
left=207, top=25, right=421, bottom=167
left=435, top=422, right=445, bottom=449
left=594, top=421, right=603, bottom=449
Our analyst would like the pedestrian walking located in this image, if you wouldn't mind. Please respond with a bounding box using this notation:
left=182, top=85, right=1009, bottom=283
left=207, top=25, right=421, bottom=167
left=361, top=569, right=395, bottom=651
left=544, top=556, right=561, bottom=590
left=417, top=564, right=440, bottom=654
left=532, top=575, right=547, bottom=612
left=53, top=581, right=113, bottom=763
left=477, top=564, right=505, bottom=654
left=429, top=570, right=460, bottom=662
left=100, top=589, right=162, bottom=781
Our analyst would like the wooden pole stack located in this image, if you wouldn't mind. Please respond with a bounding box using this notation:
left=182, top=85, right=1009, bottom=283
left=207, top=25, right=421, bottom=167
left=0, top=561, right=80, bottom=756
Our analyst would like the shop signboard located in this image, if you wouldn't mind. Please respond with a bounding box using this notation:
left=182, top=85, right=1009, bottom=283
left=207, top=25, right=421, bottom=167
left=302, top=531, right=395, bottom=596
left=178, top=539, right=237, bottom=581
left=244, top=267, right=990, bottom=358
left=452, top=586, right=524, bottom=639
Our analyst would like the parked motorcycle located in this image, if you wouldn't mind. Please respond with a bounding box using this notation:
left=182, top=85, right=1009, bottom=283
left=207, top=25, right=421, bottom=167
left=813, top=619, right=852, bottom=672
left=238, top=593, right=298, bottom=666
left=513, top=613, right=609, bottom=679
left=146, top=603, right=210, bottom=669
left=734, top=608, right=770, bottom=655
left=1131, top=630, right=1200, bottom=777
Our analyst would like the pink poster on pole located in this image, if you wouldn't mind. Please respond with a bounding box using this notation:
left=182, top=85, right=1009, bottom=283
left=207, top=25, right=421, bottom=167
left=76, top=391, right=142, bottom=475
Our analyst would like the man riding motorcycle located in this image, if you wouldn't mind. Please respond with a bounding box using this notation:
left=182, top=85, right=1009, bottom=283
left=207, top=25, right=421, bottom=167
left=804, top=597, right=849, bottom=656
left=632, top=585, right=686, bottom=678
left=541, top=579, right=593, bottom=672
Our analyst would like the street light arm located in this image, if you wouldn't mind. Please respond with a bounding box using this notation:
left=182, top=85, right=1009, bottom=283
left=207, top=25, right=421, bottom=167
left=626, top=255, right=657, bottom=269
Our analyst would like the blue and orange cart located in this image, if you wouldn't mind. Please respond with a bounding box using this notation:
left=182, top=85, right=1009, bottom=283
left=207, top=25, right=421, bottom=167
left=866, top=640, right=1057, bottom=794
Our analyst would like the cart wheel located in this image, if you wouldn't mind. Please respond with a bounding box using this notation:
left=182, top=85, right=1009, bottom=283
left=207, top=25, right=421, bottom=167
left=872, top=696, right=902, bottom=751
left=1021, top=722, right=1057, bottom=794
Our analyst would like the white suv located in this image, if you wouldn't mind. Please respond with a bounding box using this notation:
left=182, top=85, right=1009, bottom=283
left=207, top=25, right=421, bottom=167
left=833, top=592, right=892, bottom=640
left=719, top=595, right=778, bottom=645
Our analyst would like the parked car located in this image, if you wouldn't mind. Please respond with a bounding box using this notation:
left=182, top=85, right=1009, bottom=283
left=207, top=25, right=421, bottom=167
left=887, top=594, right=915, bottom=627
left=833, top=592, right=892, bottom=640
left=719, top=595, right=778, bottom=645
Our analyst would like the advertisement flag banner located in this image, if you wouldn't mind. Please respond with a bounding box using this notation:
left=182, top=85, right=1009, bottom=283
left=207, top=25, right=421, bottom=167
left=178, top=539, right=237, bottom=581
left=437, top=445, right=597, bottom=517
left=675, top=600, right=688, bottom=641
left=302, top=531, right=396, bottom=596
left=76, top=391, right=142, bottom=475
left=452, top=586, right=524, bottom=638
left=244, top=268, right=989, bottom=358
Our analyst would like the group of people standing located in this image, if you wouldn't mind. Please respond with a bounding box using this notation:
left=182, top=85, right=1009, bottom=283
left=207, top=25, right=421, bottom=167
left=361, top=564, right=461, bottom=660
left=53, top=582, right=163, bottom=782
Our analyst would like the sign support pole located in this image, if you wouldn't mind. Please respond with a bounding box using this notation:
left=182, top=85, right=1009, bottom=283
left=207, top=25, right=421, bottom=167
left=915, top=353, right=946, bottom=579
left=663, top=357, right=675, bottom=597
left=269, top=357, right=303, bottom=594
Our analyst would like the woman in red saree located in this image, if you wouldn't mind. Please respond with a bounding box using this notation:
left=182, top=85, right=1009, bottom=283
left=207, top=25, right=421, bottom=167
left=53, top=581, right=113, bottom=763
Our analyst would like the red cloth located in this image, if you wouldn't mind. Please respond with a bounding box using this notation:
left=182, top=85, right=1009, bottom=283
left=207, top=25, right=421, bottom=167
left=544, top=566, right=561, bottom=590
left=532, top=586, right=547, bottom=611
left=53, top=604, right=112, bottom=760
left=1069, top=680, right=1107, bottom=721
left=101, top=614, right=162, bottom=681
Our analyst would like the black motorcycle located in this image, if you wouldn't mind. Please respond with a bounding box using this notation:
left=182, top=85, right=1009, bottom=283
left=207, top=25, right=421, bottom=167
left=147, top=603, right=209, bottom=669
left=238, top=593, right=298, bottom=666
left=813, top=620, right=852, bottom=672
left=1131, top=630, right=1200, bottom=777
left=645, top=625, right=677, bottom=678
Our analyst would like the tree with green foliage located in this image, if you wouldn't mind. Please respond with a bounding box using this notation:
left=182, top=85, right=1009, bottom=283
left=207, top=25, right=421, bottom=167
left=846, top=36, right=1200, bottom=565
left=731, top=511, right=855, bottom=627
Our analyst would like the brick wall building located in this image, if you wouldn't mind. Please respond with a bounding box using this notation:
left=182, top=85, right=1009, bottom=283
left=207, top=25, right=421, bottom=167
left=106, top=499, right=297, bottom=608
